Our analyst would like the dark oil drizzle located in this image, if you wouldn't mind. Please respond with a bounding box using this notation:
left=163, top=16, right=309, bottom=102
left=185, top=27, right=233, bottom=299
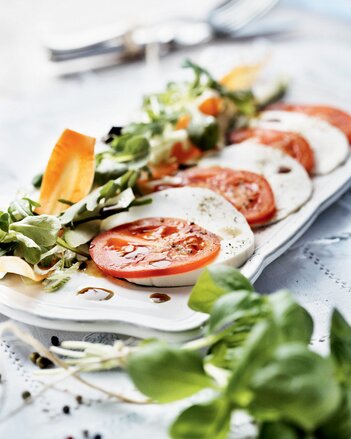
left=77, top=287, right=114, bottom=301
left=149, top=293, right=171, bottom=303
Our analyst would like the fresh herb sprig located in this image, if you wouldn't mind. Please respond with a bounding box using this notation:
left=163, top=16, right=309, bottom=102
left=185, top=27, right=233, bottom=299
left=99, top=59, right=261, bottom=174
left=0, top=170, right=140, bottom=290
left=0, top=198, right=61, bottom=265
left=42, top=264, right=351, bottom=439
left=182, top=59, right=257, bottom=116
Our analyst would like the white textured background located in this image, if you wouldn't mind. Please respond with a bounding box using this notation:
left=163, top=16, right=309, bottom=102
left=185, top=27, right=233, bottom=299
left=1, top=1, right=351, bottom=438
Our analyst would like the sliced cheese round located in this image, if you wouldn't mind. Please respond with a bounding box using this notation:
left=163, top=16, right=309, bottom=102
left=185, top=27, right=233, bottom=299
left=101, top=187, right=254, bottom=287
left=200, top=142, right=313, bottom=223
left=252, top=110, right=349, bottom=174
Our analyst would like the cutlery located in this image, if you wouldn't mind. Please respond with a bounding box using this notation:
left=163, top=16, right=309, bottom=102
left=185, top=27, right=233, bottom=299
left=46, top=0, right=284, bottom=62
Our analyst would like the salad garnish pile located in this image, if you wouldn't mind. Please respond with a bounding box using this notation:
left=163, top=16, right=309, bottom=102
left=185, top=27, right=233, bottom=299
left=0, top=59, right=284, bottom=290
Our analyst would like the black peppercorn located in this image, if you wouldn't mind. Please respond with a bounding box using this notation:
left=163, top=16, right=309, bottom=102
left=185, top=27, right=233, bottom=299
left=36, top=356, right=54, bottom=369
left=62, top=405, right=70, bottom=414
left=22, top=390, right=31, bottom=400
left=29, top=352, right=40, bottom=364
left=51, top=335, right=60, bottom=346
left=79, top=261, right=87, bottom=270
left=94, top=435, right=102, bottom=439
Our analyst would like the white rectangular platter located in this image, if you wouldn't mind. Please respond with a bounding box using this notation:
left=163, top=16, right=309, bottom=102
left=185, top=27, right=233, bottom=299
left=0, top=157, right=350, bottom=341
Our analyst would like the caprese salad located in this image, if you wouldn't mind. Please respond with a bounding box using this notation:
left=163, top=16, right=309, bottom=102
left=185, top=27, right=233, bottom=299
left=0, top=60, right=350, bottom=291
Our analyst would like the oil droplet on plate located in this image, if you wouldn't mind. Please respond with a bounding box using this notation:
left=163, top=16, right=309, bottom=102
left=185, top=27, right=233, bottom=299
left=149, top=293, right=171, bottom=303
left=77, top=287, right=114, bottom=301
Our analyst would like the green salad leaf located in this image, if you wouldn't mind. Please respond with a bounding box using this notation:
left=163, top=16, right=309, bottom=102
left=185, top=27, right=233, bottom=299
left=8, top=197, right=39, bottom=222
left=226, top=319, right=279, bottom=405
left=249, top=344, right=341, bottom=431
left=0, top=211, right=61, bottom=264
left=0, top=212, right=10, bottom=232
left=12, top=232, right=42, bottom=265
left=170, top=397, right=232, bottom=439
left=317, top=386, right=351, bottom=439
left=182, top=59, right=256, bottom=116
left=268, top=290, right=313, bottom=344
left=188, top=266, right=254, bottom=313
left=128, top=341, right=214, bottom=403
left=206, top=291, right=264, bottom=334
left=10, top=215, right=60, bottom=247
left=188, top=119, right=220, bottom=151
left=59, top=174, right=136, bottom=225
left=258, top=422, right=302, bottom=439
left=330, top=308, right=351, bottom=382
left=43, top=262, right=81, bottom=292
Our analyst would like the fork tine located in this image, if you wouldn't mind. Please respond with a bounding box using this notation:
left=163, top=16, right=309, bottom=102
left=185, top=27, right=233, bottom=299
left=209, top=0, right=279, bottom=34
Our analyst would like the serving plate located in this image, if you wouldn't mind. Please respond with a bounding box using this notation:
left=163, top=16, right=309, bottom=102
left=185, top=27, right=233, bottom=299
left=0, top=157, right=350, bottom=341
left=1, top=40, right=351, bottom=341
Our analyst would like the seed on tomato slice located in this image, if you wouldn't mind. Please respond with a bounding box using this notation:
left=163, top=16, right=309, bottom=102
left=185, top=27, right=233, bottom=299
left=268, top=103, right=351, bottom=143
left=152, top=167, right=276, bottom=226
left=89, top=217, right=221, bottom=279
left=230, top=127, right=315, bottom=173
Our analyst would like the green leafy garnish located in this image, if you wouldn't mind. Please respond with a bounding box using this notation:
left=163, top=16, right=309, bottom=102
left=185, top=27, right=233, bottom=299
left=0, top=208, right=61, bottom=265
left=182, top=59, right=256, bottom=116
left=128, top=341, right=214, bottom=403
left=59, top=173, right=137, bottom=225
left=189, top=265, right=253, bottom=313
left=43, top=262, right=80, bottom=292
left=170, top=397, right=232, bottom=439
left=38, top=263, right=351, bottom=439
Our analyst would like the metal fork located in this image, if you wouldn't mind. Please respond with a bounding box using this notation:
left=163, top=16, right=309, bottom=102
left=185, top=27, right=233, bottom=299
left=46, top=0, right=281, bottom=61
left=209, top=0, right=280, bottom=35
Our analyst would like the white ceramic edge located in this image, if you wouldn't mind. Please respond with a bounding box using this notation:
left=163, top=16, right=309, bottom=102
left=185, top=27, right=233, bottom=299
left=0, top=160, right=350, bottom=339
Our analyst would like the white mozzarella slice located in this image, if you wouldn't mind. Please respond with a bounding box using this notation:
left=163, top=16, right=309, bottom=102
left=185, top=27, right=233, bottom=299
left=101, top=187, right=254, bottom=287
left=252, top=110, right=349, bottom=174
left=200, top=142, right=313, bottom=223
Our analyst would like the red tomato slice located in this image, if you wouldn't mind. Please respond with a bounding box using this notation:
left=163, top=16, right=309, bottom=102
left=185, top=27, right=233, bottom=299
left=153, top=167, right=276, bottom=226
left=230, top=128, right=315, bottom=174
left=89, top=217, right=221, bottom=279
left=171, top=142, right=202, bottom=164
left=268, top=103, right=351, bottom=143
left=148, top=162, right=179, bottom=179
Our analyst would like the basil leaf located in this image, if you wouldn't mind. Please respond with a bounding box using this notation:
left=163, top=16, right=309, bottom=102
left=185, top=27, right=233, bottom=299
left=226, top=320, right=278, bottom=405
left=330, top=308, right=351, bottom=381
left=169, top=397, right=231, bottom=439
left=10, top=215, right=60, bottom=247
left=207, top=291, right=264, bottom=334
left=268, top=290, right=313, bottom=344
left=250, top=343, right=341, bottom=431
left=188, top=120, right=219, bottom=151
left=189, top=266, right=253, bottom=314
left=127, top=341, right=213, bottom=403
left=317, top=386, right=351, bottom=439
left=258, top=422, right=302, bottom=439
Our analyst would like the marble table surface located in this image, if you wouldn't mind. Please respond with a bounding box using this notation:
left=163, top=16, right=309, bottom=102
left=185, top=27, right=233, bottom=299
left=1, top=2, right=351, bottom=438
